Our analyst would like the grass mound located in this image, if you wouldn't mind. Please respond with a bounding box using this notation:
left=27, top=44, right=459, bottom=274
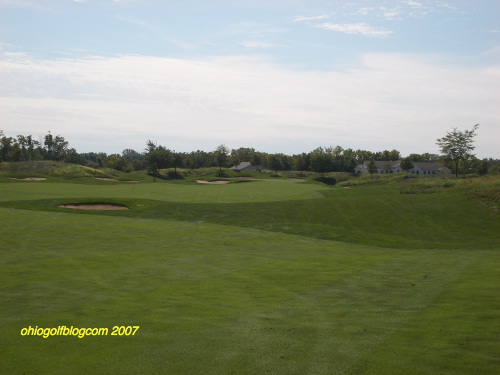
left=0, top=161, right=111, bottom=179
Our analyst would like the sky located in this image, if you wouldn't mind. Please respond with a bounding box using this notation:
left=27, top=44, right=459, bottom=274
left=1, top=0, right=499, bottom=158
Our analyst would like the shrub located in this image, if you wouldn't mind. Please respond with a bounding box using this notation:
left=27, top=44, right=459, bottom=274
left=166, top=171, right=184, bottom=179
left=314, top=176, right=336, bottom=185
left=216, top=170, right=228, bottom=178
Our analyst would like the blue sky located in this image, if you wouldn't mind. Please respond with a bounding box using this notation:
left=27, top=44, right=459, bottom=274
left=1, top=0, right=499, bottom=157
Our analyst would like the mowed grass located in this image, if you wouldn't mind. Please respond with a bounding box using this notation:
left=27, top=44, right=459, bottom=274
left=0, top=175, right=499, bottom=374
left=1, top=176, right=498, bottom=249
left=0, top=176, right=328, bottom=203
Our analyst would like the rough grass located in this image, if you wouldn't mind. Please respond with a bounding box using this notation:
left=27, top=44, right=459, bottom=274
left=0, top=170, right=498, bottom=374
left=0, top=161, right=111, bottom=179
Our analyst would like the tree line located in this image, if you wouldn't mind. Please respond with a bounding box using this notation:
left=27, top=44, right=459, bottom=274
left=1, top=127, right=498, bottom=176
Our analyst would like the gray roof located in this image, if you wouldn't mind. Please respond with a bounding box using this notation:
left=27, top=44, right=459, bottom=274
left=359, top=160, right=450, bottom=171
left=229, top=161, right=252, bottom=170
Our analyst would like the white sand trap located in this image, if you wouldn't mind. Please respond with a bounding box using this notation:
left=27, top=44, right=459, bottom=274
left=9, top=177, right=46, bottom=181
left=287, top=178, right=305, bottom=182
left=195, top=180, right=230, bottom=185
left=59, top=203, right=129, bottom=210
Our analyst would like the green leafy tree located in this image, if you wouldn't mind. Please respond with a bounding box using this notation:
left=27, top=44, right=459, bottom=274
left=43, top=132, right=68, bottom=161
left=268, top=153, right=284, bottom=176
left=436, top=124, right=479, bottom=177
left=382, top=161, right=393, bottom=174
left=326, top=145, right=344, bottom=171
left=399, top=158, right=414, bottom=172
left=172, top=151, right=183, bottom=173
left=144, top=141, right=172, bottom=175
left=310, top=147, right=333, bottom=176
left=251, top=152, right=264, bottom=172
left=231, top=147, right=255, bottom=163
left=292, top=153, right=308, bottom=174
left=107, top=154, right=131, bottom=172
left=0, top=133, right=15, bottom=162
left=367, top=159, right=377, bottom=175
left=132, top=159, right=144, bottom=172
left=64, top=148, right=86, bottom=165
left=215, top=144, right=230, bottom=172
left=230, top=155, right=241, bottom=170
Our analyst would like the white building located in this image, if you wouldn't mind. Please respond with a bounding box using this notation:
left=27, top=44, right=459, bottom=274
left=355, top=161, right=451, bottom=175
left=229, top=161, right=264, bottom=171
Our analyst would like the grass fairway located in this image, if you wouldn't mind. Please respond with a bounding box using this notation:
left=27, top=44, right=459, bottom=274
left=0, top=174, right=499, bottom=374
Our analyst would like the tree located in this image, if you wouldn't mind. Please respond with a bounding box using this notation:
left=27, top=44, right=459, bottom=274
left=268, top=153, right=284, bottom=176
left=230, top=155, right=241, bottom=170
left=367, top=159, right=377, bottom=175
left=0, top=133, right=14, bottom=162
left=132, top=159, right=144, bottom=172
left=171, top=151, right=183, bottom=173
left=215, top=144, right=230, bottom=172
left=436, top=124, right=479, bottom=177
left=107, top=154, right=131, bottom=172
left=64, top=148, right=86, bottom=165
left=399, top=158, right=414, bottom=172
left=310, top=147, right=333, bottom=176
left=144, top=141, right=172, bottom=175
left=122, top=148, right=144, bottom=163
left=231, top=147, right=255, bottom=163
left=43, top=132, right=68, bottom=161
left=292, top=153, right=308, bottom=174
left=251, top=152, right=264, bottom=172
left=382, top=161, right=393, bottom=174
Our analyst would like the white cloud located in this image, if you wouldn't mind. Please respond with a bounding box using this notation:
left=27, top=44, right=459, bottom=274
left=354, top=7, right=374, bottom=15
left=381, top=8, right=402, bottom=20
left=405, top=0, right=422, bottom=6
left=316, top=22, right=393, bottom=37
left=0, top=52, right=498, bottom=157
left=293, top=14, right=333, bottom=22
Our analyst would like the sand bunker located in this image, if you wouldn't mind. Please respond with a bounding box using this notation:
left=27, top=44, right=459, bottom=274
left=59, top=203, right=129, bottom=210
left=195, top=180, right=230, bottom=185
left=9, top=177, right=46, bottom=181
left=287, top=178, right=305, bottom=182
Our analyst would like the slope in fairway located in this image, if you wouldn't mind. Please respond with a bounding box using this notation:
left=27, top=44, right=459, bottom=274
left=1, top=176, right=499, bottom=374
left=1, top=199, right=498, bottom=374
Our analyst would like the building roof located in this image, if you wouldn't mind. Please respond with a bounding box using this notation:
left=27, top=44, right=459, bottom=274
left=229, top=161, right=252, bottom=170
left=359, top=160, right=451, bottom=172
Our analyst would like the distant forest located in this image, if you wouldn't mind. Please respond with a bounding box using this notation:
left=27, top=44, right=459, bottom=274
left=1, top=130, right=499, bottom=176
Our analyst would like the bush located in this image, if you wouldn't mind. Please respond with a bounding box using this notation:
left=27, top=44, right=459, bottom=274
left=166, top=171, right=184, bottom=179
left=216, top=170, right=228, bottom=177
left=314, top=176, right=336, bottom=185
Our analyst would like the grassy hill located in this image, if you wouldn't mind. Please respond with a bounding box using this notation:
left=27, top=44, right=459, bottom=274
left=0, top=166, right=498, bottom=374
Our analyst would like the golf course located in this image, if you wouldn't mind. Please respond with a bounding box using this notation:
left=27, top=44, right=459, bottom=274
left=1, top=162, right=498, bottom=374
